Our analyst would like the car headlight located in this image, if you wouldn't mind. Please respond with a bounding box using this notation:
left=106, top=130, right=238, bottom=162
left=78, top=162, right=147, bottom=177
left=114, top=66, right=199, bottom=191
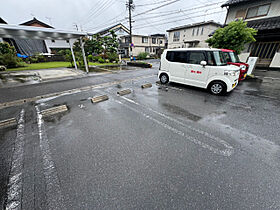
left=240, top=65, right=246, bottom=70
left=224, top=71, right=237, bottom=76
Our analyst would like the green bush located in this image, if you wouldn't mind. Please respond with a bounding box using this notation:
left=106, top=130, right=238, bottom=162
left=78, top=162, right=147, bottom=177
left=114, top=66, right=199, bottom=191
left=98, top=58, right=105, bottom=63
left=92, top=56, right=100, bottom=62
left=137, top=52, right=149, bottom=60
left=0, top=42, right=22, bottom=68
left=0, top=53, right=20, bottom=68
left=36, top=54, right=46, bottom=63
left=88, top=55, right=93, bottom=62
left=107, top=52, right=119, bottom=62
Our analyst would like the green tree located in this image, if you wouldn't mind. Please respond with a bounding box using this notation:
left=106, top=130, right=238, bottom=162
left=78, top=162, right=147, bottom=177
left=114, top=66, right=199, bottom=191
left=0, top=42, right=22, bottom=68
left=206, top=20, right=257, bottom=54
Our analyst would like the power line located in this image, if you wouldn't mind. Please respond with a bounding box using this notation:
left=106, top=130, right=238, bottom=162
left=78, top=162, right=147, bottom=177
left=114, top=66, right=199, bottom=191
left=133, top=1, right=224, bottom=20
left=135, top=0, right=174, bottom=7
left=85, top=11, right=127, bottom=32
left=134, top=10, right=225, bottom=29
left=133, top=3, right=223, bottom=23
left=81, top=0, right=116, bottom=26
left=133, top=0, right=180, bottom=18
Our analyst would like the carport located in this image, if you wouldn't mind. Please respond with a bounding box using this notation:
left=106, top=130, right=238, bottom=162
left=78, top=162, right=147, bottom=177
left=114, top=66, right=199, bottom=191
left=0, top=24, right=90, bottom=73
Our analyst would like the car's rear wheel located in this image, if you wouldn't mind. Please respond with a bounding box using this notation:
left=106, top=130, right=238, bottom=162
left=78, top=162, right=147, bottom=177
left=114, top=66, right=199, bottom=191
left=160, top=74, right=169, bottom=84
left=209, top=81, right=226, bottom=95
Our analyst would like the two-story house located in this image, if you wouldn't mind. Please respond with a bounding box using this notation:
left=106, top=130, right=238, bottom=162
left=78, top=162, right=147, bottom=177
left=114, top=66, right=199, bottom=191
left=119, top=34, right=167, bottom=57
left=222, top=0, right=280, bottom=68
left=167, top=21, right=223, bottom=49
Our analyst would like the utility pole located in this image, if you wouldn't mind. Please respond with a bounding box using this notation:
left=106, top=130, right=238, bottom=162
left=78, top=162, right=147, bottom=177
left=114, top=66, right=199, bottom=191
left=127, top=0, right=134, bottom=61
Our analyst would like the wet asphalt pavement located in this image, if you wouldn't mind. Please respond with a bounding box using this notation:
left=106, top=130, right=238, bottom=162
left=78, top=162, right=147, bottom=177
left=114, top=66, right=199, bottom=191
left=1, top=60, right=280, bottom=209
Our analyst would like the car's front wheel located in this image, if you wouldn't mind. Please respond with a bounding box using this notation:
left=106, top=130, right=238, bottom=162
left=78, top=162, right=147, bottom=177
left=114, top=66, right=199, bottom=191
left=159, top=73, right=169, bottom=84
left=209, top=81, right=226, bottom=95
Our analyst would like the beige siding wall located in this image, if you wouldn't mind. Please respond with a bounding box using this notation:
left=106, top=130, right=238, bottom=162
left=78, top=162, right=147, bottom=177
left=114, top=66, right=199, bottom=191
left=120, top=35, right=166, bottom=56
left=168, top=24, right=220, bottom=49
left=226, top=0, right=280, bottom=24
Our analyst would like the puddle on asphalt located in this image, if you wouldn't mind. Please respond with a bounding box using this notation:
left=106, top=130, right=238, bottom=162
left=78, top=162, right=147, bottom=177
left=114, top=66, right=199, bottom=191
left=0, top=73, right=41, bottom=85
left=89, top=66, right=136, bottom=72
left=162, top=103, right=202, bottom=122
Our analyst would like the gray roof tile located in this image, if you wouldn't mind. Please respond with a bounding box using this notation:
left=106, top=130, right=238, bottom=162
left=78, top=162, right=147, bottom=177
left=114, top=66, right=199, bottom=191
left=222, top=0, right=251, bottom=7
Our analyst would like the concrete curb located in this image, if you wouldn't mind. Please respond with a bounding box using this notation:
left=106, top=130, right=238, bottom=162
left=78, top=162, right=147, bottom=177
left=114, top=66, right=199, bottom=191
left=117, top=89, right=132, bottom=96
left=91, top=95, right=109, bottom=103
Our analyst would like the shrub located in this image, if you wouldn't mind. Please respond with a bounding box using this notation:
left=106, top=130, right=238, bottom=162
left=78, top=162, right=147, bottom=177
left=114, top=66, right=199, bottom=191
left=0, top=42, right=22, bottom=68
left=105, top=59, right=110, bottom=63
left=98, top=58, right=105, bottom=63
left=137, top=52, right=149, bottom=60
left=36, top=54, right=46, bottom=63
left=107, top=52, right=119, bottom=62
left=88, top=55, right=93, bottom=62
left=92, top=56, right=100, bottom=62
left=0, top=53, right=20, bottom=68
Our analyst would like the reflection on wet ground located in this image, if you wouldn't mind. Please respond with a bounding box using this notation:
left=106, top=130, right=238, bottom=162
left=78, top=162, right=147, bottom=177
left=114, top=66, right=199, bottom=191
left=89, top=65, right=138, bottom=72
left=162, top=103, right=202, bottom=122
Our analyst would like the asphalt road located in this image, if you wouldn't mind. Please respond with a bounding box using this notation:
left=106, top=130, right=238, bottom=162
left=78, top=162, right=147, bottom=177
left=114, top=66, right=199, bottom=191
left=1, top=62, right=280, bottom=209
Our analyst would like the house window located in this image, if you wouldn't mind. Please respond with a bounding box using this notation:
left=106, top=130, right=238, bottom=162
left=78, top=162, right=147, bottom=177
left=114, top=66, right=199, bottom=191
left=246, top=4, right=270, bottom=19
left=196, top=28, right=199, bottom=36
left=160, top=40, right=163, bottom=44
left=235, top=9, right=247, bottom=19
left=145, top=47, right=149, bottom=52
left=142, top=37, right=148, bottom=43
left=201, top=27, right=204, bottom=35
left=192, top=28, right=195, bottom=36
left=173, top=31, right=180, bottom=42
left=125, top=37, right=130, bottom=43
left=152, top=38, right=156, bottom=44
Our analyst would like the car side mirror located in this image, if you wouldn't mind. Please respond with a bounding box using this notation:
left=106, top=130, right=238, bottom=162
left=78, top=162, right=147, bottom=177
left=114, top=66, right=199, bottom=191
left=200, top=61, right=207, bottom=67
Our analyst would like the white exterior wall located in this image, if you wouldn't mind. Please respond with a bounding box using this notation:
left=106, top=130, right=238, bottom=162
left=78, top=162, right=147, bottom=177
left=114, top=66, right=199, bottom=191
left=168, top=24, right=220, bottom=49
left=270, top=52, right=280, bottom=68
left=45, top=39, right=77, bottom=53
left=226, top=0, right=280, bottom=24
left=0, top=38, right=3, bottom=43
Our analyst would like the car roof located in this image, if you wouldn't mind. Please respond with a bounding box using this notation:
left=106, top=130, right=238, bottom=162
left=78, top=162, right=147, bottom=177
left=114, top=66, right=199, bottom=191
left=165, top=48, right=220, bottom=52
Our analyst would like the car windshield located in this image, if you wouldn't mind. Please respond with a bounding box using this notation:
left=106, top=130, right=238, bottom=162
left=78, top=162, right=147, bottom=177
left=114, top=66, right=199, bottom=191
left=213, top=51, right=227, bottom=66
left=229, top=52, right=241, bottom=63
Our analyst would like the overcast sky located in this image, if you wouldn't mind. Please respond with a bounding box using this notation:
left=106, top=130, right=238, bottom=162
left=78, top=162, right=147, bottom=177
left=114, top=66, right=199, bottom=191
left=0, top=0, right=227, bottom=35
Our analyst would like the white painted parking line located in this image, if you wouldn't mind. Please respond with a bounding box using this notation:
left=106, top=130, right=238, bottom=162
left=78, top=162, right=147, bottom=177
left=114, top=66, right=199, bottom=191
left=5, top=109, right=25, bottom=210
left=114, top=97, right=234, bottom=157
left=35, top=106, right=66, bottom=210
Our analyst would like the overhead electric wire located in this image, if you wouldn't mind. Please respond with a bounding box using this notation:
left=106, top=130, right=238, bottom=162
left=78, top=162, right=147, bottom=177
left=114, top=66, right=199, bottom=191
left=133, top=3, right=223, bottom=23
left=133, top=0, right=180, bottom=18
left=134, top=8, right=222, bottom=28
left=134, top=10, right=225, bottom=29
left=80, top=0, right=112, bottom=24
left=135, top=0, right=175, bottom=7
left=133, top=1, right=224, bottom=20
left=81, top=0, right=116, bottom=26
